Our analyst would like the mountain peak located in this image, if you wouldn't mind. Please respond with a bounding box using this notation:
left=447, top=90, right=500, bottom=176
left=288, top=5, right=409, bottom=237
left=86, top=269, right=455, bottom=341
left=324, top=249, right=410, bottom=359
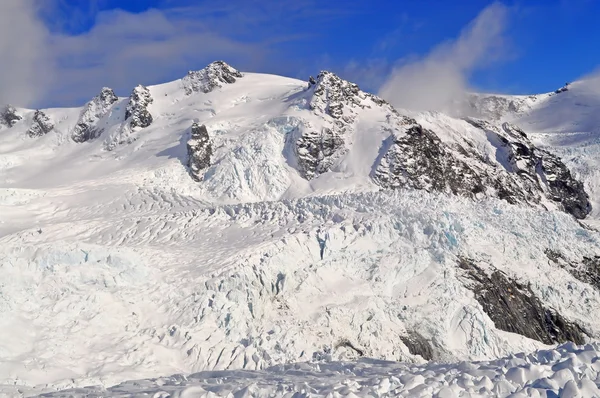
left=182, top=61, right=243, bottom=95
left=0, top=104, right=22, bottom=128
left=71, top=87, right=119, bottom=143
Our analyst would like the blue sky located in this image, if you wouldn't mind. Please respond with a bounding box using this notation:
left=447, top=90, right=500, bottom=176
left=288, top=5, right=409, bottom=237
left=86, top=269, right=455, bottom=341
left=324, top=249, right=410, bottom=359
left=1, top=0, right=599, bottom=107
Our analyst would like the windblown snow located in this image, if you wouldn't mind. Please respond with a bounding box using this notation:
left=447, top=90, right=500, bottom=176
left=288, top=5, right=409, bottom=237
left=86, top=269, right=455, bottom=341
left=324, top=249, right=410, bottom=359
left=2, top=62, right=600, bottom=397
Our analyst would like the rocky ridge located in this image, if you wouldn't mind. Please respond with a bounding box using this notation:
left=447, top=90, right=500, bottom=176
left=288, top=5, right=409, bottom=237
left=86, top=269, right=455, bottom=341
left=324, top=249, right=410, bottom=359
left=0, top=105, right=22, bottom=128
left=182, top=61, right=243, bottom=95
left=293, top=71, right=394, bottom=179
left=125, top=85, right=153, bottom=129
left=72, top=87, right=119, bottom=143
left=372, top=115, right=590, bottom=219
left=187, top=123, right=212, bottom=181
left=27, top=110, right=54, bottom=137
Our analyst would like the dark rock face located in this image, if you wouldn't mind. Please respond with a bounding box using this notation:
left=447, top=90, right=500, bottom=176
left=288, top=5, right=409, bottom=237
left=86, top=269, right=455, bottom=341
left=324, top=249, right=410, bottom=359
left=1, top=105, right=22, bottom=127
left=72, top=87, right=119, bottom=143
left=27, top=110, right=54, bottom=137
left=125, top=85, right=153, bottom=129
left=182, top=61, right=243, bottom=95
left=400, top=333, right=434, bottom=361
left=374, top=117, right=591, bottom=219
left=309, top=71, right=363, bottom=119
left=294, top=71, right=589, bottom=218
left=458, top=257, right=586, bottom=345
left=187, top=123, right=212, bottom=181
left=539, top=152, right=590, bottom=219
left=295, top=127, right=345, bottom=180
left=492, top=121, right=590, bottom=218
left=294, top=71, right=391, bottom=179
left=555, top=83, right=570, bottom=94
left=334, top=339, right=364, bottom=357
left=374, top=118, right=486, bottom=196
left=545, top=249, right=600, bottom=291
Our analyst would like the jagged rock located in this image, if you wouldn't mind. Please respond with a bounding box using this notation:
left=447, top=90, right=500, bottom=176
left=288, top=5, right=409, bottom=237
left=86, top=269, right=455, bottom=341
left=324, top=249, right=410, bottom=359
left=187, top=123, right=212, bottom=181
left=125, top=85, right=153, bottom=129
left=0, top=105, right=22, bottom=127
left=295, top=127, right=345, bottom=180
left=309, top=71, right=364, bottom=119
left=182, top=61, right=243, bottom=95
left=492, top=122, right=590, bottom=218
left=72, top=87, right=119, bottom=143
left=27, top=110, right=54, bottom=137
left=294, top=71, right=392, bottom=180
left=555, top=83, right=570, bottom=94
left=374, top=117, right=591, bottom=219
left=400, top=333, right=434, bottom=361
left=545, top=249, right=600, bottom=291
left=458, top=257, right=586, bottom=345
left=374, top=118, right=486, bottom=196
left=538, top=151, right=590, bottom=219
left=103, top=85, right=153, bottom=150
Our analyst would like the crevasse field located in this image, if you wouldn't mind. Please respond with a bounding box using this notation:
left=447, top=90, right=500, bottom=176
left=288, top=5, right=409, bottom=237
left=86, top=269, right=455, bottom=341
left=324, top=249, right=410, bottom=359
left=3, top=64, right=600, bottom=397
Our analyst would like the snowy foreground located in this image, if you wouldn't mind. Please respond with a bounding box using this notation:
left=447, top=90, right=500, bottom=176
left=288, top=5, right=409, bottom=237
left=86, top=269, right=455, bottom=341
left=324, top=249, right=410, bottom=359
left=3, top=63, right=600, bottom=396
left=7, top=343, right=600, bottom=397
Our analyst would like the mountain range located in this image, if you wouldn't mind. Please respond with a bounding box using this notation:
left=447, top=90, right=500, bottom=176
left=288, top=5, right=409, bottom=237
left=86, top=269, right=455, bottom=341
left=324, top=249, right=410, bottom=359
left=2, top=61, right=600, bottom=397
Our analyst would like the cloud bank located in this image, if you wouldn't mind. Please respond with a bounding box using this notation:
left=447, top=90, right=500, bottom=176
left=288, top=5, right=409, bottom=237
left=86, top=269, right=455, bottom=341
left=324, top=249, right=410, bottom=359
left=0, top=0, right=52, bottom=107
left=0, top=1, right=341, bottom=108
left=378, top=2, right=509, bottom=113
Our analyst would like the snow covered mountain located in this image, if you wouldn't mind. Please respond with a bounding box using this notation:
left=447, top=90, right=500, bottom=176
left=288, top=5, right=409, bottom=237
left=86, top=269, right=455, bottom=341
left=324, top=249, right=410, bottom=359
left=466, top=76, right=600, bottom=222
left=2, top=62, right=600, bottom=396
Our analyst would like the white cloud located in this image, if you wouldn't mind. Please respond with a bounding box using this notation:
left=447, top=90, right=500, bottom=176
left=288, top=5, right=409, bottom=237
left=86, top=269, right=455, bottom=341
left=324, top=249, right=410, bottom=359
left=0, top=0, right=53, bottom=107
left=48, top=7, right=265, bottom=106
left=0, top=1, right=313, bottom=107
left=378, top=2, right=509, bottom=113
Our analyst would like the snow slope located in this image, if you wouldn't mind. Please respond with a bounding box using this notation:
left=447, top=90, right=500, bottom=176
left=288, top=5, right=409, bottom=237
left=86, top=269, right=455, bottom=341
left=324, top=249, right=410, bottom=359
left=2, top=62, right=600, bottom=396
left=469, top=76, right=600, bottom=221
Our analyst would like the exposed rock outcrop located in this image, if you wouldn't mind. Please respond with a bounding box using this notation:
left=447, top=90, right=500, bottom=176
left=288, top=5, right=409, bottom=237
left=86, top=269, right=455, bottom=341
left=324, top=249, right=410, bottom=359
left=0, top=105, right=22, bottom=127
left=27, top=110, right=54, bottom=137
left=545, top=249, right=600, bottom=291
left=374, top=118, right=487, bottom=197
left=72, top=87, right=119, bottom=143
left=458, top=257, right=586, bottom=345
left=182, top=61, right=243, bottom=95
left=295, top=127, right=345, bottom=180
left=187, top=123, right=212, bottom=181
left=538, top=151, right=590, bottom=219
left=400, top=333, right=434, bottom=361
left=294, top=71, right=392, bottom=179
left=125, top=85, right=153, bottom=129
left=555, top=83, right=570, bottom=94
left=485, top=121, right=590, bottom=218
left=373, top=117, right=590, bottom=219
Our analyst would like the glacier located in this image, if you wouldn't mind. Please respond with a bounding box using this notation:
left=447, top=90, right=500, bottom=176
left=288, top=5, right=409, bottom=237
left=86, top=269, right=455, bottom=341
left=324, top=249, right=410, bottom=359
left=2, top=62, right=600, bottom=397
